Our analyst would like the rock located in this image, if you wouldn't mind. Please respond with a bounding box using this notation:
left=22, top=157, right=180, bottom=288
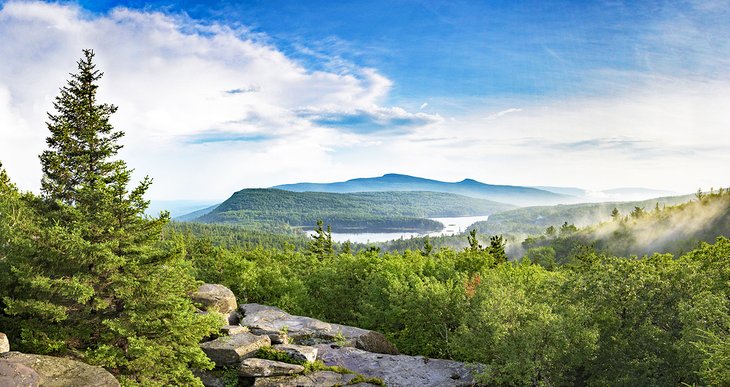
left=272, top=344, right=317, bottom=363
left=193, top=284, right=238, bottom=315
left=221, top=325, right=248, bottom=335
left=239, top=304, right=398, bottom=354
left=200, top=332, right=271, bottom=366
left=249, top=328, right=289, bottom=344
left=192, top=368, right=228, bottom=387
left=253, top=370, right=359, bottom=387
left=0, top=333, right=9, bottom=354
left=0, top=352, right=120, bottom=387
left=315, top=344, right=481, bottom=387
left=238, top=358, right=304, bottom=377
left=0, top=360, right=40, bottom=386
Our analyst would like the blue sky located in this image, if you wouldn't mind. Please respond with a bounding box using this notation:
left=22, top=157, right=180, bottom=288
left=0, top=0, right=729, bottom=199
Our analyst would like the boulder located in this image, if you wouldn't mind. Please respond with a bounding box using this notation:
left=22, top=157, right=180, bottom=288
left=239, top=304, right=398, bottom=354
left=315, top=344, right=481, bottom=387
left=272, top=344, right=317, bottom=363
left=238, top=358, right=304, bottom=377
left=0, top=352, right=120, bottom=387
left=193, top=284, right=238, bottom=316
left=200, top=332, right=271, bottom=366
left=0, top=333, right=9, bottom=354
left=253, top=370, right=359, bottom=387
left=221, top=325, right=248, bottom=336
left=249, top=328, right=289, bottom=344
left=0, top=360, right=40, bottom=386
left=192, top=369, right=228, bottom=387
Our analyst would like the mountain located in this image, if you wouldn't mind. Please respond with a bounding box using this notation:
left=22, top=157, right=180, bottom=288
left=273, top=173, right=572, bottom=206
left=192, top=188, right=514, bottom=233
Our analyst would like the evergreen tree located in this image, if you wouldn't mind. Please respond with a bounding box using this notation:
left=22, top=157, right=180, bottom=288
left=0, top=50, right=220, bottom=386
left=466, top=229, right=483, bottom=252
left=489, top=234, right=508, bottom=264
left=309, top=219, right=334, bottom=259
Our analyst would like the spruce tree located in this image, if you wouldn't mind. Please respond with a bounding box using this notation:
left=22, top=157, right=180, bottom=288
left=0, top=50, right=220, bottom=386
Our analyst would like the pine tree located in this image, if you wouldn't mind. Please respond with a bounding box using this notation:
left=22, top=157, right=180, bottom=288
left=489, top=234, right=508, bottom=264
left=0, top=50, right=220, bottom=386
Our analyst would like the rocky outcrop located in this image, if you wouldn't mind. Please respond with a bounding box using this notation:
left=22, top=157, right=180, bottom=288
left=0, top=333, right=9, bottom=354
left=0, top=352, right=120, bottom=387
left=239, top=303, right=398, bottom=355
left=238, top=358, right=304, bottom=377
left=196, top=286, right=479, bottom=387
left=315, top=344, right=481, bottom=387
left=193, top=283, right=240, bottom=324
left=200, top=332, right=271, bottom=366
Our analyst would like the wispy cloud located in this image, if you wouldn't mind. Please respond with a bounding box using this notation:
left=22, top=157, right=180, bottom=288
left=183, top=131, right=272, bottom=144
left=484, top=108, right=522, bottom=120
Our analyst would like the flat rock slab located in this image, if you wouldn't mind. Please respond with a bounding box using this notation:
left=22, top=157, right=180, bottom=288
left=193, top=284, right=238, bottom=315
left=273, top=344, right=317, bottom=363
left=239, top=304, right=398, bottom=354
left=0, top=352, right=119, bottom=387
left=253, top=370, right=359, bottom=387
left=0, top=360, right=40, bottom=386
left=200, top=332, right=271, bottom=366
left=0, top=333, right=9, bottom=354
left=238, top=358, right=304, bottom=377
left=315, top=344, right=481, bottom=387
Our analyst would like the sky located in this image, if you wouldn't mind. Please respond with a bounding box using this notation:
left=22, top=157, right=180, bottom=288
left=0, top=0, right=729, bottom=200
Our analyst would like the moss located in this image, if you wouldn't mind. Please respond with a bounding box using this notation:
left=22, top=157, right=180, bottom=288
left=256, top=346, right=303, bottom=365
left=348, top=374, right=387, bottom=386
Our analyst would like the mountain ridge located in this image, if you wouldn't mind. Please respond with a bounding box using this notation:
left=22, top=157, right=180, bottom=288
left=273, top=173, right=571, bottom=206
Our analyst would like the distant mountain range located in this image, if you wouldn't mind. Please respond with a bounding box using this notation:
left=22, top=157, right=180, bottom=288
left=174, top=174, right=681, bottom=222
left=274, top=173, right=571, bottom=207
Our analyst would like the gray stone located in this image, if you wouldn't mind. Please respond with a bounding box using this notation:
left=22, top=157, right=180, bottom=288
left=0, top=352, right=120, bottom=387
left=221, top=325, right=248, bottom=335
left=200, top=332, right=271, bottom=366
left=239, top=304, right=398, bottom=354
left=315, top=344, right=481, bottom=387
left=192, top=368, right=227, bottom=387
left=272, top=344, right=317, bottom=363
left=253, top=370, right=358, bottom=387
left=238, top=358, right=304, bottom=377
left=193, top=284, right=238, bottom=315
left=249, top=328, right=289, bottom=344
left=0, top=360, right=40, bottom=386
left=0, top=333, right=9, bottom=354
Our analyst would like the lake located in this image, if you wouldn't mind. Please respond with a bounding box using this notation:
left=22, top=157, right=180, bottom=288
left=308, top=215, right=490, bottom=243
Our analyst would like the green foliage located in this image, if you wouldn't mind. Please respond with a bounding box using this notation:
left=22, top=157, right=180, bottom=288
left=182, top=216, right=730, bottom=386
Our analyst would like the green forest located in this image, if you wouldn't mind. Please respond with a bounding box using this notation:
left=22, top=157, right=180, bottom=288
left=194, top=188, right=511, bottom=232
left=0, top=51, right=728, bottom=386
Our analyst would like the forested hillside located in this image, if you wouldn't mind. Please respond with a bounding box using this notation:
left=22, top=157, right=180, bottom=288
left=194, top=188, right=512, bottom=232
left=472, top=194, right=693, bottom=235
left=522, top=188, right=730, bottom=260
